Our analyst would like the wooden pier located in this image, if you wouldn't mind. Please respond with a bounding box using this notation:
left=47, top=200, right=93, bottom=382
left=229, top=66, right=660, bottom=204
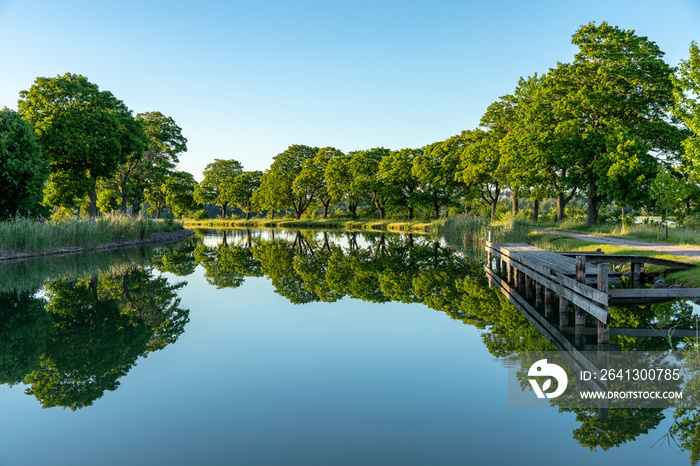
left=484, top=232, right=700, bottom=345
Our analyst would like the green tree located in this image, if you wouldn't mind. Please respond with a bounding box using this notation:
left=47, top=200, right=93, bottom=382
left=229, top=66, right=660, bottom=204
left=295, top=147, right=343, bottom=218
left=0, top=108, right=50, bottom=217
left=194, top=159, right=243, bottom=218
left=228, top=170, right=263, bottom=220
left=379, top=148, right=421, bottom=219
left=104, top=111, right=187, bottom=215
left=326, top=153, right=361, bottom=218
left=264, top=145, right=319, bottom=219
left=503, top=73, right=584, bottom=222
left=414, top=136, right=462, bottom=219
left=144, top=176, right=168, bottom=218
left=18, top=73, right=144, bottom=219
left=252, top=170, right=287, bottom=219
left=162, top=171, right=198, bottom=218
left=673, top=42, right=700, bottom=182
left=555, top=23, right=682, bottom=226
left=349, top=148, right=392, bottom=219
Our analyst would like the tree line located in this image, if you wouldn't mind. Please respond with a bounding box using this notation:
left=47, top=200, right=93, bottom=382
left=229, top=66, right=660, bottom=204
left=2, top=22, right=700, bottom=224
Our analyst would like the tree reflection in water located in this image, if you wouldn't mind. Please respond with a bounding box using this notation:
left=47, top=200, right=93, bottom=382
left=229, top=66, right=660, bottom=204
left=2, top=228, right=700, bottom=462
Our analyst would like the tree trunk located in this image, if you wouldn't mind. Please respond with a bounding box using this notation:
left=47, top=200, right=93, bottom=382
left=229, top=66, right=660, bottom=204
left=221, top=203, right=228, bottom=219
left=245, top=211, right=251, bottom=220
left=133, top=179, right=142, bottom=215
left=379, top=205, right=385, bottom=220
left=511, top=189, right=518, bottom=216
left=464, top=202, right=471, bottom=216
left=120, top=175, right=129, bottom=213
left=271, top=209, right=275, bottom=220
left=89, top=183, right=98, bottom=220
left=408, top=206, right=414, bottom=220
left=433, top=201, right=439, bottom=220
left=532, top=198, right=539, bottom=223
left=586, top=177, right=599, bottom=227
left=490, top=202, right=497, bottom=221
left=557, top=192, right=565, bottom=223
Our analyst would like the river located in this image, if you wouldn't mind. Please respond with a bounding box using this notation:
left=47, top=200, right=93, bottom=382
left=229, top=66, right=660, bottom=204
left=0, top=229, right=695, bottom=465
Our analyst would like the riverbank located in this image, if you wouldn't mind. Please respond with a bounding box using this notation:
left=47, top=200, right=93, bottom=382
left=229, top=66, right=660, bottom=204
left=182, top=217, right=440, bottom=233
left=0, top=228, right=194, bottom=263
left=441, top=215, right=700, bottom=287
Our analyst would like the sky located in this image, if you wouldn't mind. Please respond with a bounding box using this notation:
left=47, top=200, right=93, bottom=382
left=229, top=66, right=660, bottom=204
left=1, top=0, right=699, bottom=181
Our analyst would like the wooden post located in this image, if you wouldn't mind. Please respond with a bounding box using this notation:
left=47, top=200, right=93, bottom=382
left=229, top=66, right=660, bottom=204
left=517, top=269, right=525, bottom=292
left=487, top=231, right=493, bottom=270
left=544, top=288, right=554, bottom=318
left=597, top=262, right=609, bottom=344
left=575, top=323, right=586, bottom=347
left=575, top=256, right=586, bottom=326
left=559, top=295, right=569, bottom=328
left=631, top=262, right=641, bottom=288
left=597, top=350, right=610, bottom=418
left=535, top=282, right=544, bottom=309
left=526, top=276, right=534, bottom=302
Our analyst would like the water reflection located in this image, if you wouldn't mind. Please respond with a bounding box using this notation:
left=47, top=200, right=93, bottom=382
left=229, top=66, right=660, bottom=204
left=2, top=228, right=700, bottom=463
left=0, top=249, right=189, bottom=410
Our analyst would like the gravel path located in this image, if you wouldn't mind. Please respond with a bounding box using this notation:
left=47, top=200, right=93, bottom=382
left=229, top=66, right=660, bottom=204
left=535, top=229, right=700, bottom=259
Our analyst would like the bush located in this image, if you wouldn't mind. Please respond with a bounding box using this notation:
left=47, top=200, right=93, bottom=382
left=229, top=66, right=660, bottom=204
left=192, top=210, right=208, bottom=220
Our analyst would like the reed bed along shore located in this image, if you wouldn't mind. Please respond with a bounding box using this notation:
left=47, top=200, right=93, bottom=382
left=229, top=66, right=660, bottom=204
left=441, top=215, right=531, bottom=245
left=0, top=215, right=183, bottom=254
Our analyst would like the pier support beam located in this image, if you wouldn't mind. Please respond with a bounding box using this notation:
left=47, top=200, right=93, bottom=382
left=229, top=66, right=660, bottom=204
left=559, top=296, right=570, bottom=328
left=516, top=269, right=525, bottom=293
left=575, top=256, right=586, bottom=326
left=631, top=261, right=641, bottom=288
left=597, top=262, right=609, bottom=344
left=535, top=282, right=544, bottom=309
left=544, top=288, right=554, bottom=319
left=526, top=276, right=534, bottom=302
left=487, top=231, right=493, bottom=269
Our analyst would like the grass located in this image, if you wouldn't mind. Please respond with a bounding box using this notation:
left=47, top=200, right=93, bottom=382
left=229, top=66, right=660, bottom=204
left=441, top=215, right=531, bottom=245
left=441, top=215, right=700, bottom=287
left=182, top=216, right=440, bottom=233
left=529, top=230, right=700, bottom=287
left=544, top=220, right=700, bottom=246
left=0, top=214, right=183, bottom=254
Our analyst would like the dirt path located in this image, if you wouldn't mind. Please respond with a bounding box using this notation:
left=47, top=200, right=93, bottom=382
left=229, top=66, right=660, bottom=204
left=535, top=229, right=700, bottom=259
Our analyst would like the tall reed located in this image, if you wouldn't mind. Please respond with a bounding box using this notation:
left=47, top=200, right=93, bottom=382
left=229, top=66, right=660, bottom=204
left=0, top=214, right=182, bottom=254
left=441, top=215, right=532, bottom=246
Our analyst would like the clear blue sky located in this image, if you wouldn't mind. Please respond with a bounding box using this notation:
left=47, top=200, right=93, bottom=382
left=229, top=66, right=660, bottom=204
left=1, top=0, right=699, bottom=180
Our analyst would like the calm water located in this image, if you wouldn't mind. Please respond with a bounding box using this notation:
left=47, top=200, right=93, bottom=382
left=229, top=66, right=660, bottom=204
left=0, top=229, right=695, bottom=465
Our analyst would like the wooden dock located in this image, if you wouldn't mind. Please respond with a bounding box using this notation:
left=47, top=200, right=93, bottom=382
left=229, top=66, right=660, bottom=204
left=485, top=233, right=700, bottom=344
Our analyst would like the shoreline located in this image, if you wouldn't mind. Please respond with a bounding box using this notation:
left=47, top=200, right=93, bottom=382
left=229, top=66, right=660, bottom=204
left=182, top=218, right=439, bottom=233
left=0, top=229, right=195, bottom=263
